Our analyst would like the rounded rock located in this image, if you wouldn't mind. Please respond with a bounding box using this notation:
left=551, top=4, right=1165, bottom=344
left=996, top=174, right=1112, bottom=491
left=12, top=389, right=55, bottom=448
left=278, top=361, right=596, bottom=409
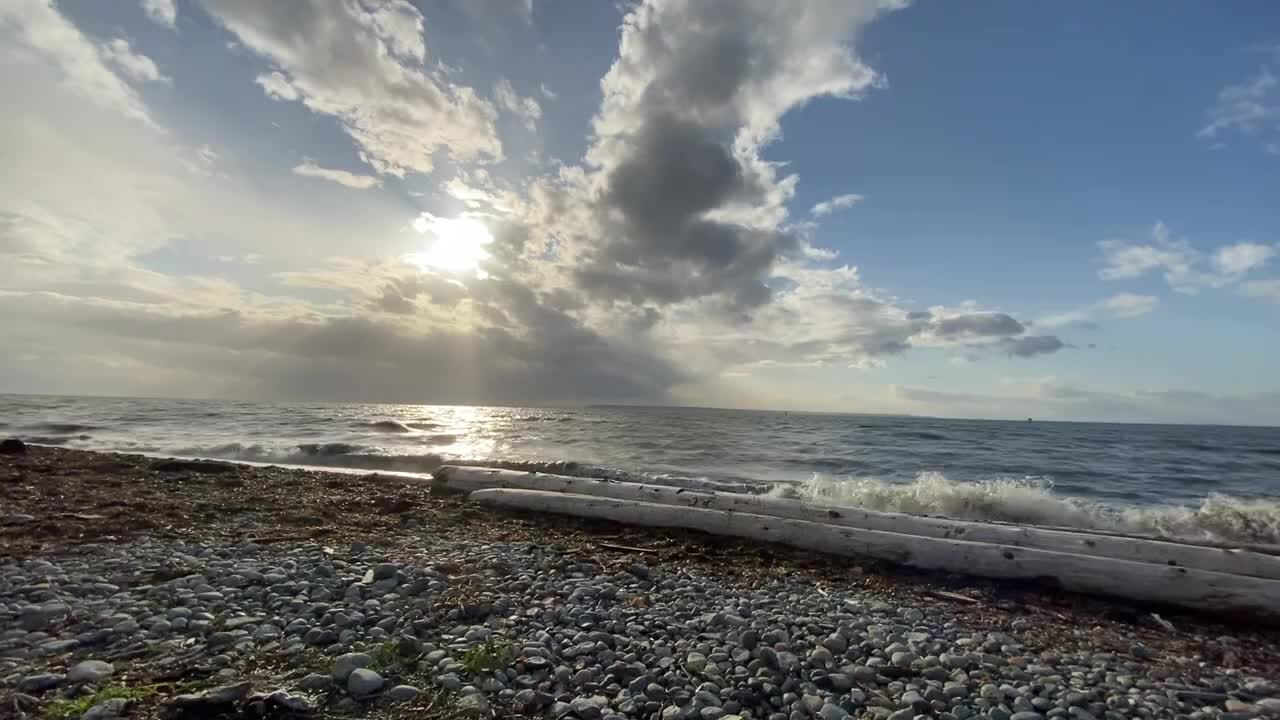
left=347, top=668, right=384, bottom=697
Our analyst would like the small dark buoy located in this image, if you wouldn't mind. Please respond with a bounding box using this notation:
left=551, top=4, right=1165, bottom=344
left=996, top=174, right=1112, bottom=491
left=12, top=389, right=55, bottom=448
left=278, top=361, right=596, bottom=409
left=1026, top=418, right=1033, bottom=423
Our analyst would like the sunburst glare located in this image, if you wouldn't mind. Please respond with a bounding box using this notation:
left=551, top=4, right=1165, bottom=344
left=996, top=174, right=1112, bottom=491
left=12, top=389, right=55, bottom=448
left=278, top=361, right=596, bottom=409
left=406, top=214, right=494, bottom=278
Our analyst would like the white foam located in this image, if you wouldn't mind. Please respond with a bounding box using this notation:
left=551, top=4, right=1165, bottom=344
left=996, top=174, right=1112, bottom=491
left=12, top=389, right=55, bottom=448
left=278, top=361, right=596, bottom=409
left=779, top=471, right=1280, bottom=545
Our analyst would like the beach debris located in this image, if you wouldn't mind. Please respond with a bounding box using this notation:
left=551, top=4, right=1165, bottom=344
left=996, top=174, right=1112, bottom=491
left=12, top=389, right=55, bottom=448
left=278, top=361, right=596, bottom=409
left=928, top=589, right=982, bottom=604
left=164, top=681, right=252, bottom=716
left=597, top=541, right=658, bottom=554
left=0, top=437, right=26, bottom=454
left=151, top=458, right=238, bottom=474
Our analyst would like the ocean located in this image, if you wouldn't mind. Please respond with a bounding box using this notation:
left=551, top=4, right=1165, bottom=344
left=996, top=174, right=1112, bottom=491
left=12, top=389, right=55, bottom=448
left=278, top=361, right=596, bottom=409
left=4, top=393, right=1279, bottom=544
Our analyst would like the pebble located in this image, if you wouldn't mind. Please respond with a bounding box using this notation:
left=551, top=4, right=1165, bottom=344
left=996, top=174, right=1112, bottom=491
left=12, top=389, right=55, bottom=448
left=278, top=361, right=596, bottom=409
left=66, top=660, right=115, bottom=684
left=346, top=667, right=384, bottom=697
left=333, top=652, right=372, bottom=681
left=386, top=684, right=421, bottom=701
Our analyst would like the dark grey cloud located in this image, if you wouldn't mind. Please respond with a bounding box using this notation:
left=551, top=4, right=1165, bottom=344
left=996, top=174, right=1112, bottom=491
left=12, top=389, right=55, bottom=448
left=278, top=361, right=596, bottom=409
left=0, top=288, right=684, bottom=406
left=578, top=116, right=797, bottom=310
left=933, top=312, right=1025, bottom=338
left=570, top=0, right=894, bottom=311
left=1001, top=335, right=1066, bottom=358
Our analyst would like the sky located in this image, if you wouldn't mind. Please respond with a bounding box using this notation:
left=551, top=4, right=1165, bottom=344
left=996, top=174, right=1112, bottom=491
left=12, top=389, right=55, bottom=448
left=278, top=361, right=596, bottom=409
left=1, top=0, right=1278, bottom=425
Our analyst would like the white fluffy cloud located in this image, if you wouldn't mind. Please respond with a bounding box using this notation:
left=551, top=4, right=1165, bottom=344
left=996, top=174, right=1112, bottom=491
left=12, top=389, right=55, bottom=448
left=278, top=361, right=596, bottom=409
left=1, top=0, right=161, bottom=127
left=292, top=161, right=382, bottom=190
left=1099, top=221, right=1274, bottom=294
left=202, top=0, right=502, bottom=176
left=140, top=0, right=177, bottom=30
left=811, top=193, right=864, bottom=217
left=98, top=38, right=169, bottom=84
left=493, top=76, right=542, bottom=131
left=1213, top=242, right=1275, bottom=275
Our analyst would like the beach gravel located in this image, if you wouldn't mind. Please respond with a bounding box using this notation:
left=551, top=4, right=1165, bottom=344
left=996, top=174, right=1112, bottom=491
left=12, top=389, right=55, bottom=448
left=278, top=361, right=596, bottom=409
left=1, top=446, right=1277, bottom=719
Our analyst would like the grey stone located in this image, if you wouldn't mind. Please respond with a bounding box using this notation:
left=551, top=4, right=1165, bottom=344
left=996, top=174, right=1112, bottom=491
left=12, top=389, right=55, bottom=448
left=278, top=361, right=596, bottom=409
left=457, top=693, right=490, bottom=715
left=81, top=698, right=129, bottom=720
left=687, top=652, right=708, bottom=673
left=67, top=660, right=115, bottom=684
left=296, top=673, right=331, bottom=691
left=820, top=703, right=850, bottom=720
left=347, top=668, right=384, bottom=697
left=333, top=652, right=372, bottom=681
left=386, top=684, right=421, bottom=701
left=18, top=673, right=64, bottom=692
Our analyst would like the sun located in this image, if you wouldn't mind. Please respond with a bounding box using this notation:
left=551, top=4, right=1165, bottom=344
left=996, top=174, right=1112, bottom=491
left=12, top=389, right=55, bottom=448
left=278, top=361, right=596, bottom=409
left=406, top=214, right=494, bottom=277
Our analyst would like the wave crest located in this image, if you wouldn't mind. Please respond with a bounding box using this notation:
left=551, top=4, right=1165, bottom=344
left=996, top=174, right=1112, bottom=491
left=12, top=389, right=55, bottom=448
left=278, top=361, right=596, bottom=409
left=781, top=471, right=1280, bottom=545
left=355, top=420, right=413, bottom=433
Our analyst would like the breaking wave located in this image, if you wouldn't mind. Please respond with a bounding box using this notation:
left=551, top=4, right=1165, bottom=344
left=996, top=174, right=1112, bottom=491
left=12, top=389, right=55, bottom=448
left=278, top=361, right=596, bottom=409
left=780, top=471, right=1280, bottom=546
left=356, top=420, right=414, bottom=433
left=156, top=442, right=756, bottom=492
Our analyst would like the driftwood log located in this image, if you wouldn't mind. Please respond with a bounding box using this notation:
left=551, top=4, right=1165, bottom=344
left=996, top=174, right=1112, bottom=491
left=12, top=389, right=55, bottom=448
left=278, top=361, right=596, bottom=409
left=469, top=487, right=1280, bottom=619
left=435, top=466, right=1280, bottom=580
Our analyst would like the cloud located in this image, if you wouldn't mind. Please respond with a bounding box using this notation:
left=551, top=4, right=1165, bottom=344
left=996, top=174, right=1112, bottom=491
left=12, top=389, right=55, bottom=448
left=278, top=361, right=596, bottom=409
left=1101, top=292, right=1160, bottom=318
left=98, top=38, right=169, bottom=84
left=931, top=312, right=1024, bottom=338
left=1038, top=293, right=1160, bottom=329
left=1199, top=58, right=1280, bottom=152
left=568, top=0, right=901, bottom=310
left=810, top=193, right=864, bottom=217
left=2, top=0, right=1092, bottom=414
left=1213, top=242, right=1275, bottom=275
left=1099, top=221, right=1274, bottom=294
left=539, top=82, right=556, bottom=100
left=493, top=76, right=541, bottom=131
left=0, top=260, right=684, bottom=405
left=202, top=0, right=502, bottom=176
left=292, top=160, right=382, bottom=189
left=1, top=0, right=160, bottom=127
left=1000, top=335, right=1065, bottom=358
left=141, top=0, right=177, bottom=29
left=893, top=379, right=1280, bottom=425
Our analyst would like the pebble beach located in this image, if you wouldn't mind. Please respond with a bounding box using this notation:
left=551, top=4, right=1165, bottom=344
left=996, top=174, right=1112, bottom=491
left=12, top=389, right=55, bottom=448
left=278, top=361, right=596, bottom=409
left=2, top=445, right=1278, bottom=720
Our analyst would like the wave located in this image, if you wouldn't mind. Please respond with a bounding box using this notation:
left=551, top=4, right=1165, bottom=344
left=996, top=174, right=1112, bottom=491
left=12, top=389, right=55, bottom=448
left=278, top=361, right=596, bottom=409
left=356, top=420, right=414, bottom=433
left=27, top=422, right=98, bottom=434
left=901, top=431, right=949, bottom=441
left=779, top=471, right=1280, bottom=545
left=157, top=442, right=758, bottom=492
left=24, top=434, right=93, bottom=446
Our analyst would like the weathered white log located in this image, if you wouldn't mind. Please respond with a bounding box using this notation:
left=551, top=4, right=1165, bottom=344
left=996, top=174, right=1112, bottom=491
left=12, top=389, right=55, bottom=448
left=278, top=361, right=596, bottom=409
left=470, top=488, right=1280, bottom=618
left=436, top=465, right=1280, bottom=581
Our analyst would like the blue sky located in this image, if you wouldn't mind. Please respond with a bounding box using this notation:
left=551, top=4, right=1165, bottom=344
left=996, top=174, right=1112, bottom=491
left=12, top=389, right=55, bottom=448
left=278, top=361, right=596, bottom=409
left=1, top=0, right=1278, bottom=423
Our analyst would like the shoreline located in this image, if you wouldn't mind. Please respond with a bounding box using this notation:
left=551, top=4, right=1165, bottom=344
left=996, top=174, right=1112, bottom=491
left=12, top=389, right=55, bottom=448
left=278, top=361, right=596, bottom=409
left=2, top=445, right=1278, bottom=719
